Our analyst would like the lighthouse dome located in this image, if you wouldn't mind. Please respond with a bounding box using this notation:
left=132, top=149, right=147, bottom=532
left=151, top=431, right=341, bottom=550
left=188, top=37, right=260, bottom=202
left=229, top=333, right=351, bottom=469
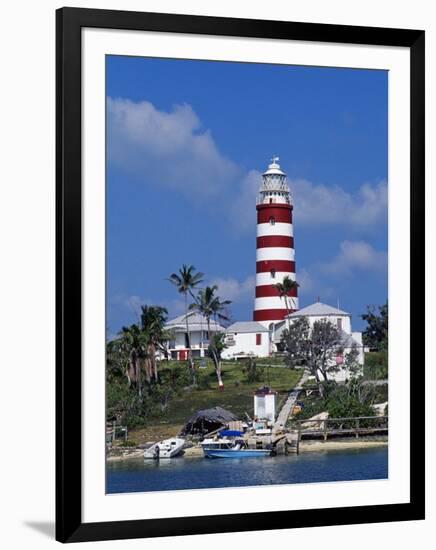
left=262, top=159, right=286, bottom=177
left=259, top=156, right=291, bottom=202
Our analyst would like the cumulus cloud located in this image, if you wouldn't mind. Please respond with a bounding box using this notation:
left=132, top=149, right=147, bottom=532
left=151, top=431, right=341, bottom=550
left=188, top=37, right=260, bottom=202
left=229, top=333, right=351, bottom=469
left=292, top=178, right=387, bottom=229
left=109, top=292, right=186, bottom=328
left=209, top=275, right=255, bottom=303
left=108, top=96, right=387, bottom=233
left=294, top=241, right=387, bottom=306
left=319, top=240, right=387, bottom=277
left=108, top=97, right=240, bottom=200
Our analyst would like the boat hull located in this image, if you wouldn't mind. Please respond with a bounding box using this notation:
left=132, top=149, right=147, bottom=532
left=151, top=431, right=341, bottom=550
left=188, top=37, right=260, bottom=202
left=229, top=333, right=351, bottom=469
left=204, top=448, right=271, bottom=458
left=144, top=438, right=185, bottom=459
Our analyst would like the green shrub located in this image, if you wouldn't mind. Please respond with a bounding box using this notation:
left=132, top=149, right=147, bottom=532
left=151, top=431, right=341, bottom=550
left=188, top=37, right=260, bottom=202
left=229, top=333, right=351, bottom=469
left=242, top=358, right=264, bottom=383
left=122, top=440, right=138, bottom=447
left=364, top=351, right=388, bottom=380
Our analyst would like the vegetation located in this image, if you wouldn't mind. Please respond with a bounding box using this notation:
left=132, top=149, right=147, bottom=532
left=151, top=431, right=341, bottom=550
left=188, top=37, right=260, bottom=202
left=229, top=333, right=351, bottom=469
left=281, top=317, right=349, bottom=395
left=168, top=264, right=204, bottom=380
left=108, top=354, right=302, bottom=436
left=107, top=261, right=303, bottom=435
left=285, top=301, right=389, bottom=425
left=361, top=301, right=388, bottom=350
left=242, top=357, right=265, bottom=383
left=189, top=285, right=231, bottom=388
left=289, top=381, right=377, bottom=429
left=361, top=301, right=388, bottom=382
left=274, top=276, right=299, bottom=330
left=364, top=350, right=388, bottom=380
left=107, top=304, right=170, bottom=396
left=147, top=362, right=302, bottom=427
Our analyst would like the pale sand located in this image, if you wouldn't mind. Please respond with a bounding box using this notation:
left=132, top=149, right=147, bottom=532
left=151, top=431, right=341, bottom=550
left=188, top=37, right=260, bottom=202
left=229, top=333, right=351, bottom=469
left=299, top=439, right=388, bottom=453
left=107, top=449, right=144, bottom=462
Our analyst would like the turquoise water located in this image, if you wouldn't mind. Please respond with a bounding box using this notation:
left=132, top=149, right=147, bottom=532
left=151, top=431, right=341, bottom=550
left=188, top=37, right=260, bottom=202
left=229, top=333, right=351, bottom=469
left=106, top=446, right=388, bottom=493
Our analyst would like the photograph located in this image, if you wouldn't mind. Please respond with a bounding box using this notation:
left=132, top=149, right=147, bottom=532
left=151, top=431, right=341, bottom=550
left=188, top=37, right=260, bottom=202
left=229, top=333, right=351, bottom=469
left=105, top=55, right=389, bottom=494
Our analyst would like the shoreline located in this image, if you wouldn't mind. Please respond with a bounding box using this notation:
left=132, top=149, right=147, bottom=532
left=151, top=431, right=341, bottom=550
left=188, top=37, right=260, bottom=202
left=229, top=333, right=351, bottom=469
left=299, top=439, right=387, bottom=453
left=107, top=438, right=388, bottom=462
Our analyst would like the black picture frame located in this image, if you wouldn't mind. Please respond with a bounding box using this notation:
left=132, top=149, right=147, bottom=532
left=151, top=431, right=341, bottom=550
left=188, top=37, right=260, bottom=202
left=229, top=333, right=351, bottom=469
left=56, top=7, right=425, bottom=543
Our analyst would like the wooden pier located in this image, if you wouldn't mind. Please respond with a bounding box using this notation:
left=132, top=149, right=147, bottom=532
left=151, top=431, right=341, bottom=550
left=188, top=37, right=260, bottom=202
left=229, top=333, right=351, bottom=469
left=294, top=415, right=388, bottom=442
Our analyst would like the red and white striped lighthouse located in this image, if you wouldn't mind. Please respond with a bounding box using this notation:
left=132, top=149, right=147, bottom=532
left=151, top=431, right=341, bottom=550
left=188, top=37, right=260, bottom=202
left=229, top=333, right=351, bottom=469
left=253, top=157, right=298, bottom=326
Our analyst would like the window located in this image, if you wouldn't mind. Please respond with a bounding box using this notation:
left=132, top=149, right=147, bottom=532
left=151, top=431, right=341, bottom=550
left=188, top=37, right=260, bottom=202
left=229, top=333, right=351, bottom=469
left=337, top=318, right=342, bottom=330
left=270, top=269, right=276, bottom=279
left=256, top=333, right=262, bottom=345
left=269, top=216, right=275, bottom=225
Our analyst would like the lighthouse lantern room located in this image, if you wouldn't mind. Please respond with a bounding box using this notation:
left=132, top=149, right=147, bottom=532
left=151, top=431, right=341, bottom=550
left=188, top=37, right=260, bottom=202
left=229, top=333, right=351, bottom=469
left=253, top=157, right=298, bottom=327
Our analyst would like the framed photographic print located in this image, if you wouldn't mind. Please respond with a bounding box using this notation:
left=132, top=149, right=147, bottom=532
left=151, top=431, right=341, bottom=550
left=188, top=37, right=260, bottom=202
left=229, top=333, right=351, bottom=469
left=56, top=7, right=425, bottom=543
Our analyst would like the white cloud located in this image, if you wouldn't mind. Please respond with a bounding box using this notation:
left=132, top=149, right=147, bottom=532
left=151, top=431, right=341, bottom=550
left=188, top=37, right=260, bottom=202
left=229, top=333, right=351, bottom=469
left=108, top=97, right=387, bottom=233
left=296, top=268, right=314, bottom=294
left=293, top=241, right=387, bottom=308
left=319, top=240, right=387, bottom=277
left=209, top=275, right=255, bottom=304
left=108, top=98, right=240, bottom=200
left=292, top=178, right=387, bottom=229
left=109, top=292, right=186, bottom=328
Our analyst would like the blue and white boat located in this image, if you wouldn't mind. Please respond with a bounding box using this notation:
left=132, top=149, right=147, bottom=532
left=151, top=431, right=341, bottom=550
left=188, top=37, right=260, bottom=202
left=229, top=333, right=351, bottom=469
left=201, top=438, right=272, bottom=458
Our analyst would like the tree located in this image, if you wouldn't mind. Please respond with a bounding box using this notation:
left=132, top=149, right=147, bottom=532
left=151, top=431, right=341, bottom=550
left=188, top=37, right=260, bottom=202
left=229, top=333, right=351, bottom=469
left=190, top=285, right=231, bottom=388
left=139, top=305, right=169, bottom=381
left=275, top=276, right=299, bottom=330
left=281, top=317, right=343, bottom=396
left=344, top=343, right=361, bottom=380
left=311, top=319, right=343, bottom=382
left=208, top=333, right=228, bottom=389
left=116, top=324, right=149, bottom=396
left=361, top=301, right=388, bottom=350
left=168, top=265, right=204, bottom=377
left=242, top=357, right=264, bottom=383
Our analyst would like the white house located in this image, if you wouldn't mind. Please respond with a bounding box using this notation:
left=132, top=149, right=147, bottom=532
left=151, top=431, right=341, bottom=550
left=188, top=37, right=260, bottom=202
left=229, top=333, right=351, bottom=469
left=221, top=321, right=270, bottom=359
left=165, top=312, right=224, bottom=360
left=274, top=302, right=364, bottom=382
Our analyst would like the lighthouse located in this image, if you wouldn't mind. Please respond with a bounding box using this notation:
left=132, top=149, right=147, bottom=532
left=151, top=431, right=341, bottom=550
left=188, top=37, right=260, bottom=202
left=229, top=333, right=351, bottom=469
left=253, top=157, right=298, bottom=327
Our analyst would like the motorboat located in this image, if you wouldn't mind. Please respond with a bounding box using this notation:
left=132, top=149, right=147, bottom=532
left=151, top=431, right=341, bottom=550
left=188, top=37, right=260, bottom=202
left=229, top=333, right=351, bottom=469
left=201, top=438, right=272, bottom=458
left=200, top=437, right=234, bottom=452
left=144, top=437, right=185, bottom=459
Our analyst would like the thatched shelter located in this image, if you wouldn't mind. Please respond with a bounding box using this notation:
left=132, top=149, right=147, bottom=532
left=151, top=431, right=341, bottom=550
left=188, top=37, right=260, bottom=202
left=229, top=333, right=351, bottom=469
left=180, top=406, right=239, bottom=436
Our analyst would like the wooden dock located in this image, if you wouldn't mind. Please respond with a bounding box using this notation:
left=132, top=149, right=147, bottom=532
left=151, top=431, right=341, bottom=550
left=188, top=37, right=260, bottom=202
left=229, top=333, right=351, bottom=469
left=272, top=370, right=309, bottom=434
left=295, top=416, right=388, bottom=441
left=268, top=416, right=388, bottom=455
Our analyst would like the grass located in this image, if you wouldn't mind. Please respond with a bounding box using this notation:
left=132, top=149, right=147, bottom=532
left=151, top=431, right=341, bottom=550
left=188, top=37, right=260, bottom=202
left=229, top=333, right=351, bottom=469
left=129, top=361, right=302, bottom=444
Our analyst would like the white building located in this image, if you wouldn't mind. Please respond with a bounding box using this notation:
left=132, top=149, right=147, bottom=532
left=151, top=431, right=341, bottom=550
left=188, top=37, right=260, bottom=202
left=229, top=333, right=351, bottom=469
left=274, top=301, right=364, bottom=382
left=254, top=386, right=277, bottom=423
left=221, top=321, right=270, bottom=359
left=165, top=312, right=224, bottom=360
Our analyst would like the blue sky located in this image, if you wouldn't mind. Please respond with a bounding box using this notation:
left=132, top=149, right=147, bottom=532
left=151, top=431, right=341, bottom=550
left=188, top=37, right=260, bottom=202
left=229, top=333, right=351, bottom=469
left=106, top=56, right=388, bottom=334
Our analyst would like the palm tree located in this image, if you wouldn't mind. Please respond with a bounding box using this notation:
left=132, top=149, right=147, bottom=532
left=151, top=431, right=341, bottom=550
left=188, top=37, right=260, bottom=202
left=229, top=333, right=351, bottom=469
left=168, top=265, right=204, bottom=375
left=275, top=276, right=299, bottom=331
left=117, top=324, right=148, bottom=396
left=140, top=305, right=169, bottom=381
left=190, top=285, right=231, bottom=389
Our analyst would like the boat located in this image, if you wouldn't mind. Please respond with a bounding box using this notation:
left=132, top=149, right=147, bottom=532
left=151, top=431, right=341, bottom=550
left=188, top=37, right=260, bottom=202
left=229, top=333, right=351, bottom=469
left=200, top=437, right=234, bottom=452
left=201, top=438, right=272, bottom=458
left=144, top=437, right=185, bottom=459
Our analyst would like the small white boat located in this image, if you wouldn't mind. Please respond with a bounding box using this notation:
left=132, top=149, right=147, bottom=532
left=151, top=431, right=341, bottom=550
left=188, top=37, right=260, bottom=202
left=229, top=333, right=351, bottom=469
left=144, top=437, right=185, bottom=459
